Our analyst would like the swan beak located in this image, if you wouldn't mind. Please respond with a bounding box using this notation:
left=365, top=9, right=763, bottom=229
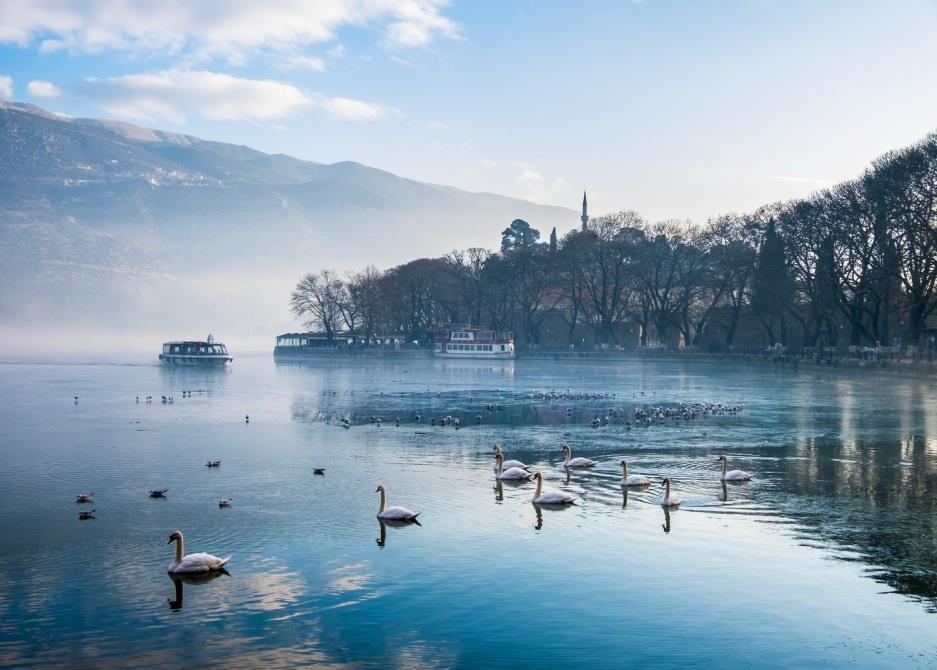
left=374, top=487, right=380, bottom=492
left=166, top=537, right=173, bottom=544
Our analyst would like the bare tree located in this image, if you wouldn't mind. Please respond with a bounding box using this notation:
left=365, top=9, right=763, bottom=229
left=290, top=270, right=346, bottom=341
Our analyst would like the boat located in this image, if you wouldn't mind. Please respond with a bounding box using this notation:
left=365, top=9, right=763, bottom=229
left=433, top=326, right=515, bottom=359
left=159, top=334, right=232, bottom=366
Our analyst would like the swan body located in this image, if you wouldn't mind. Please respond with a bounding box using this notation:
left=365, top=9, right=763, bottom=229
left=718, top=455, right=752, bottom=481
left=531, top=472, right=575, bottom=505
left=494, top=453, right=531, bottom=480
left=561, top=443, right=596, bottom=468
left=619, top=460, right=650, bottom=487
left=660, top=477, right=681, bottom=507
left=167, top=530, right=231, bottom=574
left=376, top=484, right=420, bottom=521
left=492, top=443, right=530, bottom=470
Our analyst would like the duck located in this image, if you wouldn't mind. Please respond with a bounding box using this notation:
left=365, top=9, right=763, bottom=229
left=561, top=443, right=597, bottom=468
left=494, top=453, right=531, bottom=481
left=531, top=472, right=576, bottom=505
left=717, top=455, right=752, bottom=481
left=149, top=489, right=169, bottom=498
left=313, top=467, right=325, bottom=475
left=619, top=460, right=650, bottom=487
left=166, top=530, right=231, bottom=574
left=206, top=460, right=221, bottom=468
left=660, top=476, right=681, bottom=507
left=492, top=443, right=530, bottom=470
left=375, top=484, right=420, bottom=522
left=218, top=498, right=232, bottom=508
left=78, top=509, right=95, bottom=520
left=75, top=492, right=94, bottom=503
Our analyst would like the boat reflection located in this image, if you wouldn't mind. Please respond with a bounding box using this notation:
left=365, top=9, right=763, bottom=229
left=167, top=570, right=229, bottom=610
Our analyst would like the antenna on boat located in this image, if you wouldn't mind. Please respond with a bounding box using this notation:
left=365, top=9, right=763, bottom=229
left=207, top=333, right=214, bottom=343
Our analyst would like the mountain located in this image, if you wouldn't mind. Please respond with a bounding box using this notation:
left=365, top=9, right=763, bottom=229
left=0, top=100, right=577, bottom=355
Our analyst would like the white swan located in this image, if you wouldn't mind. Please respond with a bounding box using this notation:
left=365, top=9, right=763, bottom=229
left=492, top=443, right=529, bottom=470
left=660, top=477, right=681, bottom=507
left=166, top=530, right=231, bottom=574
left=531, top=472, right=575, bottom=505
left=376, top=484, right=420, bottom=522
left=494, top=453, right=531, bottom=481
left=561, top=443, right=597, bottom=468
left=718, top=455, right=752, bottom=481
left=619, top=459, right=650, bottom=486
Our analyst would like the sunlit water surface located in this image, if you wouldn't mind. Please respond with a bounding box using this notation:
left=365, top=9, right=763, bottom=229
left=1, top=355, right=937, bottom=668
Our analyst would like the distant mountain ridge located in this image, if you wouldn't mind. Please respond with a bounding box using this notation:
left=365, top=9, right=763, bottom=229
left=0, top=100, right=576, bottom=352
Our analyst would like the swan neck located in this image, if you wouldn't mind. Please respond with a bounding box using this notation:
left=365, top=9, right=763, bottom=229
left=378, top=488, right=386, bottom=514
left=175, top=536, right=184, bottom=563
left=564, top=446, right=571, bottom=466
left=664, top=479, right=671, bottom=498
left=535, top=475, right=543, bottom=496
left=622, top=462, right=628, bottom=478
left=722, top=459, right=727, bottom=476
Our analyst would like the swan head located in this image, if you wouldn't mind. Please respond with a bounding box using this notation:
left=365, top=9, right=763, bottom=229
left=716, top=454, right=727, bottom=462
left=167, top=530, right=183, bottom=545
left=532, top=472, right=543, bottom=481
left=375, top=484, right=385, bottom=494
left=561, top=443, right=570, bottom=453
left=619, top=459, right=627, bottom=467
left=492, top=443, right=502, bottom=454
left=660, top=476, right=671, bottom=488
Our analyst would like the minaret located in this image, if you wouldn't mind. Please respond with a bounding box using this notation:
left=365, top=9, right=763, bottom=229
left=581, top=191, right=589, bottom=231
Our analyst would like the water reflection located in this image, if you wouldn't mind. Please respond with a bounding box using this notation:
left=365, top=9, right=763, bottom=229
left=662, top=506, right=673, bottom=534
left=375, top=518, right=419, bottom=549
left=167, top=570, right=228, bottom=611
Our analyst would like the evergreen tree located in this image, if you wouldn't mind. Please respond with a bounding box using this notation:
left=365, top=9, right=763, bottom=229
left=549, top=227, right=557, bottom=252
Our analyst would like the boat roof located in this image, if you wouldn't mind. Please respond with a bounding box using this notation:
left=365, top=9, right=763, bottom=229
left=162, top=340, right=225, bottom=345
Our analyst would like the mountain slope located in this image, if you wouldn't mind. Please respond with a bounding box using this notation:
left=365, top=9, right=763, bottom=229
left=0, top=100, right=577, bottom=353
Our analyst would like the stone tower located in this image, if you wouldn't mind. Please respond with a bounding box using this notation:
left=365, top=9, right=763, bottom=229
left=581, top=191, right=589, bottom=231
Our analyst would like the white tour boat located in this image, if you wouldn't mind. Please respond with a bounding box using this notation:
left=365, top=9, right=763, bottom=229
left=433, top=327, right=515, bottom=359
left=159, top=335, right=232, bottom=366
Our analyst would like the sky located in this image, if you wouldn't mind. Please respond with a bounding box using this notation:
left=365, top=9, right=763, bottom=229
left=2, top=0, right=937, bottom=222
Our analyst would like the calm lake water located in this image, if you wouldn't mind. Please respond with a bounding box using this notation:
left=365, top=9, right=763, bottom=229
left=1, top=354, right=937, bottom=668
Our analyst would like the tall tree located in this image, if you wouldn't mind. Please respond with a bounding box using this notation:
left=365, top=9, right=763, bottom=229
left=290, top=270, right=346, bottom=341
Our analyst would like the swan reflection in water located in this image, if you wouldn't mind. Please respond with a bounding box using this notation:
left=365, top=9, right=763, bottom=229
left=662, top=506, right=673, bottom=534
left=493, top=480, right=504, bottom=502
left=167, top=570, right=229, bottom=610
left=376, top=518, right=420, bottom=549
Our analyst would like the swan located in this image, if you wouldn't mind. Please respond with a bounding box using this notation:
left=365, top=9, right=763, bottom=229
left=660, top=477, right=681, bottom=507
left=166, top=530, right=231, bottom=574
left=718, top=455, right=752, bottom=481
left=375, top=484, right=420, bottom=522
left=492, top=443, right=529, bottom=470
left=561, top=443, right=597, bottom=468
left=531, top=472, right=575, bottom=505
left=619, top=459, right=650, bottom=486
left=494, top=453, right=531, bottom=481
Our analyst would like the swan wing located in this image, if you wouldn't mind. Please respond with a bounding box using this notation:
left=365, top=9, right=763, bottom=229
left=378, top=505, right=419, bottom=520
left=661, top=495, right=681, bottom=507
left=170, top=552, right=231, bottom=573
left=502, top=459, right=529, bottom=469
left=534, top=490, right=575, bottom=505
left=499, top=467, right=530, bottom=480
left=624, top=474, right=651, bottom=486
left=723, top=470, right=752, bottom=481
left=566, top=457, right=597, bottom=468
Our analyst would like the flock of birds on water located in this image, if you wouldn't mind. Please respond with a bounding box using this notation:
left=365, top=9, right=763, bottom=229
left=70, top=389, right=748, bottom=575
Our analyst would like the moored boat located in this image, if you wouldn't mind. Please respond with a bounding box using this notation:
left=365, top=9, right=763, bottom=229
left=433, top=326, right=515, bottom=359
left=159, top=335, right=232, bottom=366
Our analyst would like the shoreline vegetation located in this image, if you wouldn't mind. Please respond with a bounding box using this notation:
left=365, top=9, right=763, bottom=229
left=288, top=131, right=937, bottom=360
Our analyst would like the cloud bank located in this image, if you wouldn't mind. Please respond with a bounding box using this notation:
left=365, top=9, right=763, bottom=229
left=0, top=75, right=11, bottom=98
left=0, top=0, right=460, bottom=61
left=75, top=69, right=384, bottom=123
left=26, top=80, right=60, bottom=98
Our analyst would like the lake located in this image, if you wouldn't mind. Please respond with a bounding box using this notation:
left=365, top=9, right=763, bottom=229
left=1, top=354, right=936, bottom=668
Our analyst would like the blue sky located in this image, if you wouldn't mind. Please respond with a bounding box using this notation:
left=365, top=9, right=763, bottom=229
left=2, top=0, right=937, bottom=222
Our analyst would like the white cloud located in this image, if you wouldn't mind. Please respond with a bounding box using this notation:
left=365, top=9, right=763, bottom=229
left=75, top=69, right=384, bottom=124
left=0, top=0, right=460, bottom=61
left=315, top=95, right=386, bottom=121
left=0, top=75, right=11, bottom=98
left=329, top=43, right=346, bottom=58
left=26, top=80, right=60, bottom=98
left=280, top=55, right=326, bottom=72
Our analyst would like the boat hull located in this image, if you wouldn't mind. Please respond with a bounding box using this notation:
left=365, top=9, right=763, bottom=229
left=159, top=354, right=232, bottom=366
left=433, top=351, right=515, bottom=359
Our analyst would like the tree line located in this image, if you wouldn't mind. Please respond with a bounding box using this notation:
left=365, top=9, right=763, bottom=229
left=291, top=132, right=937, bottom=351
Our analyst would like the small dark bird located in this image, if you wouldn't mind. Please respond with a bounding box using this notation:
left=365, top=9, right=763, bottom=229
left=218, top=498, right=232, bottom=508
left=74, top=396, right=79, bottom=404
left=75, top=493, right=94, bottom=503
left=476, top=415, right=482, bottom=424
left=395, top=417, right=400, bottom=426
left=149, top=489, right=168, bottom=498
left=206, top=460, right=221, bottom=467
left=78, top=510, right=95, bottom=520
left=245, top=415, right=250, bottom=423
left=313, top=468, right=325, bottom=475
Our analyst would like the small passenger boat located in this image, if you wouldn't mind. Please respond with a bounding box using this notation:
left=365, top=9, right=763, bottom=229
left=159, top=335, right=232, bottom=366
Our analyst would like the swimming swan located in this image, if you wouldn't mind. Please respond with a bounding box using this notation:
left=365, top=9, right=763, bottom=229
left=166, top=530, right=231, bottom=574
left=660, top=477, right=681, bottom=507
left=620, top=459, right=650, bottom=486
left=492, top=443, right=530, bottom=470
left=495, top=453, right=531, bottom=480
left=375, top=484, right=420, bottom=522
left=531, top=472, right=575, bottom=505
left=717, top=455, right=752, bottom=481
left=561, top=443, right=597, bottom=468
